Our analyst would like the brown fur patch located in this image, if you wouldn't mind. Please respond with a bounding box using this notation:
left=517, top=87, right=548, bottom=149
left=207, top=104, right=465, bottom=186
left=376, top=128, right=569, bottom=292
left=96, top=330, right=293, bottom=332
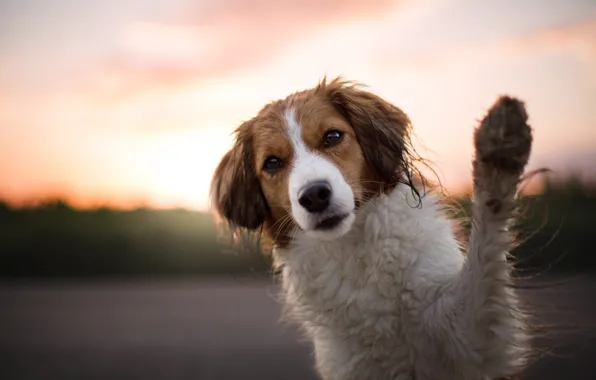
left=210, top=119, right=269, bottom=230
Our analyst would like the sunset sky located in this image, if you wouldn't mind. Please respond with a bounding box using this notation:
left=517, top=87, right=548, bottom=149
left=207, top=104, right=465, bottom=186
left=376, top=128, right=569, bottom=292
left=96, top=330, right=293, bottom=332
left=1, top=0, right=595, bottom=210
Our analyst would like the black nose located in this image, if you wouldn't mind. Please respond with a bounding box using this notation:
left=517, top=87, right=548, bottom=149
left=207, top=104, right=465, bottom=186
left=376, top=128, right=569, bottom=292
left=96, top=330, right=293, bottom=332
left=298, top=181, right=332, bottom=213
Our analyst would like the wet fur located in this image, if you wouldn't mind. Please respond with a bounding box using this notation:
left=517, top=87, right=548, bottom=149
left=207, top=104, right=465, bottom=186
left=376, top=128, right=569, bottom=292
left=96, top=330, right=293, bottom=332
left=210, top=78, right=534, bottom=379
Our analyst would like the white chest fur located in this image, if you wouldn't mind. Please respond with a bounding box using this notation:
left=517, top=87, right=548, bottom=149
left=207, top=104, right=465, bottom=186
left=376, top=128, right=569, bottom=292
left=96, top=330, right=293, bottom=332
left=274, top=186, right=468, bottom=379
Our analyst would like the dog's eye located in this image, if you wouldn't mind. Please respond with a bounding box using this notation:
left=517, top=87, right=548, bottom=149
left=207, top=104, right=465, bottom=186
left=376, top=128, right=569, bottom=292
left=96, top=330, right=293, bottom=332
left=323, top=130, right=344, bottom=147
left=263, top=156, right=284, bottom=173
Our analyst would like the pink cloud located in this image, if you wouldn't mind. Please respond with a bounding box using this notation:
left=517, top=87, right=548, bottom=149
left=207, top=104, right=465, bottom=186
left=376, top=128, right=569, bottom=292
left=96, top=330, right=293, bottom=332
left=504, top=15, right=596, bottom=62
left=83, top=0, right=400, bottom=104
left=379, top=13, right=596, bottom=73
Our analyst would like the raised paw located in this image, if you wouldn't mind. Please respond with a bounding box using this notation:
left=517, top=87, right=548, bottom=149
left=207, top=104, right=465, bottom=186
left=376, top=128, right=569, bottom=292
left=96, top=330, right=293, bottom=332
left=474, top=96, right=533, bottom=175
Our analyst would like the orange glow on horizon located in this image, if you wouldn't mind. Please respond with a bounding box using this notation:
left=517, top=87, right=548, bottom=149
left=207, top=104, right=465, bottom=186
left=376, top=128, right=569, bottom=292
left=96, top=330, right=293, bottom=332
left=1, top=0, right=595, bottom=211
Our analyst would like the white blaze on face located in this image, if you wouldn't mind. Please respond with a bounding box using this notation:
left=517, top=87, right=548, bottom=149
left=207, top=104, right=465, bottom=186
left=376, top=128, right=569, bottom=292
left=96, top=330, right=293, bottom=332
left=284, top=108, right=356, bottom=240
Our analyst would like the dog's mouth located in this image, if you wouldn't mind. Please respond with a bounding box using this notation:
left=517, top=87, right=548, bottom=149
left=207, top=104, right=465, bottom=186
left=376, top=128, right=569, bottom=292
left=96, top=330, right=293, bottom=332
left=314, top=214, right=349, bottom=230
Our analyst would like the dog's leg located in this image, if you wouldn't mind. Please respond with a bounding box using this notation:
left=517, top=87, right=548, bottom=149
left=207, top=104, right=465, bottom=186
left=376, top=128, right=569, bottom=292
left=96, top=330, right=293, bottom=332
left=431, top=97, right=533, bottom=378
left=467, top=95, right=533, bottom=370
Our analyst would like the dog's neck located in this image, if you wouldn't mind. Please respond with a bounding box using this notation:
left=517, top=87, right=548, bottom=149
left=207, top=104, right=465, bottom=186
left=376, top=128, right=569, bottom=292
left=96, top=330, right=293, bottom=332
left=271, top=184, right=464, bottom=279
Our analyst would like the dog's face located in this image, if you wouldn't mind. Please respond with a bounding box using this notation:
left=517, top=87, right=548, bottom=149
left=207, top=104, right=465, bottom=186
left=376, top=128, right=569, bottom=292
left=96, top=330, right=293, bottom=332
left=254, top=102, right=367, bottom=241
left=211, top=78, right=413, bottom=246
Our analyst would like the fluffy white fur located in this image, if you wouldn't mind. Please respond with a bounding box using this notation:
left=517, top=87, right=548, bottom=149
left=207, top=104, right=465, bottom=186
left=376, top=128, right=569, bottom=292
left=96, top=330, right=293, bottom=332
left=272, top=100, right=532, bottom=379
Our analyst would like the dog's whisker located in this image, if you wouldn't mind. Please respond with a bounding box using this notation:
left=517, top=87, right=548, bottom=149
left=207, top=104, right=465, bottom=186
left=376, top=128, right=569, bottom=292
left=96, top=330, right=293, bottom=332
left=273, top=215, right=295, bottom=242
left=268, top=212, right=292, bottom=232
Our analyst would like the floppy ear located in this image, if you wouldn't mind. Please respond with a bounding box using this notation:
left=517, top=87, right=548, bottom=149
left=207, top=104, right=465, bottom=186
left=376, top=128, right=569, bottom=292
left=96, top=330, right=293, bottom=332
left=322, top=78, right=413, bottom=187
left=210, top=121, right=269, bottom=230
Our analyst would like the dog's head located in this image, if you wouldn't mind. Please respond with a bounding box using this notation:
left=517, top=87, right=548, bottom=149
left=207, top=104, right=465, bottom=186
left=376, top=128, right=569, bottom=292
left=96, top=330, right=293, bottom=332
left=211, top=78, right=419, bottom=247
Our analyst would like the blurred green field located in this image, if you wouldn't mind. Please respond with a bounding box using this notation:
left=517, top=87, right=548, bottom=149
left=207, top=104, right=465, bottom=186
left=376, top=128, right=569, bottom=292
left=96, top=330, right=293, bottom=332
left=0, top=204, right=268, bottom=278
left=1, top=177, right=595, bottom=278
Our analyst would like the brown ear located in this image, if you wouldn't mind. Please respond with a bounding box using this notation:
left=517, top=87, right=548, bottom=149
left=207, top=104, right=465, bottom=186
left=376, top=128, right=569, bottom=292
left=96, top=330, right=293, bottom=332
left=321, top=78, right=413, bottom=187
left=210, top=121, right=269, bottom=230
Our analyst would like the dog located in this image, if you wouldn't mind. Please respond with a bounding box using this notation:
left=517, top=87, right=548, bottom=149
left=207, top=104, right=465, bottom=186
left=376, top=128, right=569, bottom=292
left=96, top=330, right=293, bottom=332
left=210, top=77, right=533, bottom=380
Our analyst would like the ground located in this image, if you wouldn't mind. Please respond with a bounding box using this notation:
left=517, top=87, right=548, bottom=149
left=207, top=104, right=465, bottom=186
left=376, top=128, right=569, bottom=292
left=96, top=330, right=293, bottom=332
left=1, top=276, right=595, bottom=380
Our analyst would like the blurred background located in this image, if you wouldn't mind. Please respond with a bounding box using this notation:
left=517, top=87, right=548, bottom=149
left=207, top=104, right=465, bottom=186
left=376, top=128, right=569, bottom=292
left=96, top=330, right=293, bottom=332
left=1, top=0, right=595, bottom=379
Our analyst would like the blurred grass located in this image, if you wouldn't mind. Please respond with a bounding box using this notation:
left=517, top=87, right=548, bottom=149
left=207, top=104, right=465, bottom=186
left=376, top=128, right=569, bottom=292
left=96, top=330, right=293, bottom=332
left=452, top=176, right=596, bottom=274
left=1, top=176, right=595, bottom=278
left=0, top=203, right=268, bottom=278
